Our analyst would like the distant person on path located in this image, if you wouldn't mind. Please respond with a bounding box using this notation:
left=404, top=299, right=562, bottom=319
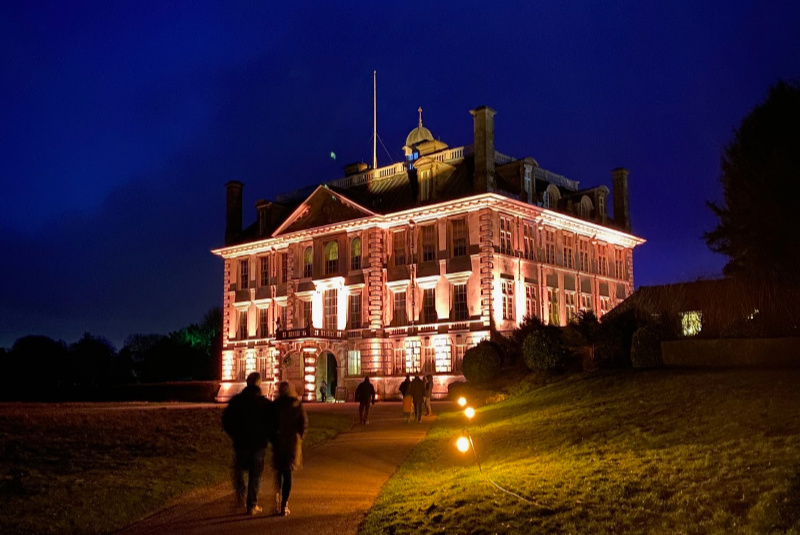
left=424, top=374, right=434, bottom=416
left=399, top=374, right=412, bottom=423
left=221, top=372, right=273, bottom=515
left=271, top=381, right=307, bottom=517
left=409, top=375, right=426, bottom=422
left=319, top=380, right=327, bottom=402
left=354, top=376, right=376, bottom=424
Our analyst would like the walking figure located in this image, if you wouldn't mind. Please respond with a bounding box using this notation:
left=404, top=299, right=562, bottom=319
left=319, top=380, right=327, bottom=402
left=409, top=375, right=425, bottom=422
left=222, top=372, right=273, bottom=515
left=271, top=381, right=307, bottom=517
left=354, top=376, right=376, bottom=424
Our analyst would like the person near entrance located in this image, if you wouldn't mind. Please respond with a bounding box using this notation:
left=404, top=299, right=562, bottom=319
left=409, top=375, right=426, bottom=422
left=319, top=380, right=327, bottom=402
left=272, top=381, right=307, bottom=517
left=354, top=376, right=376, bottom=424
left=221, top=372, right=273, bottom=515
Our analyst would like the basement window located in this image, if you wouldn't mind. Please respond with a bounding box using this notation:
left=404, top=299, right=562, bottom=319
left=680, top=311, right=703, bottom=337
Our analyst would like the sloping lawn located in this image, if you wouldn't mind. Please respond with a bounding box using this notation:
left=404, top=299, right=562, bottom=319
left=0, top=403, right=352, bottom=535
left=362, top=369, right=800, bottom=534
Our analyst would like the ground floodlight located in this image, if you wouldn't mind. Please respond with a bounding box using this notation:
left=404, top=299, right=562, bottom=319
left=465, top=407, right=475, bottom=419
left=456, top=435, right=470, bottom=453
left=457, top=396, right=467, bottom=407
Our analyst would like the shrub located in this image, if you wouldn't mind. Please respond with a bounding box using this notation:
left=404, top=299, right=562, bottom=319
left=630, top=323, right=674, bottom=368
left=596, top=309, right=641, bottom=368
left=462, top=341, right=503, bottom=383
left=523, top=326, right=568, bottom=371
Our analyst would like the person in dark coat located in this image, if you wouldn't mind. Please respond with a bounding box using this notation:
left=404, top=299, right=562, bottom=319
left=222, top=372, right=273, bottom=515
left=399, top=375, right=412, bottom=423
left=271, top=381, right=307, bottom=517
left=424, top=374, right=434, bottom=416
left=354, top=376, right=376, bottom=424
left=409, top=375, right=426, bottom=422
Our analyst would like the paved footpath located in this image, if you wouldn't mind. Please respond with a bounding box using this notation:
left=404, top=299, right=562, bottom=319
left=116, top=401, right=451, bottom=535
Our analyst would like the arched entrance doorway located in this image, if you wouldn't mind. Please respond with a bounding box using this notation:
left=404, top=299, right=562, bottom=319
left=315, top=352, right=338, bottom=402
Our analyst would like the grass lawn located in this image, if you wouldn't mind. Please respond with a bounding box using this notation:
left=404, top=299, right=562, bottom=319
left=362, top=368, right=800, bottom=535
left=0, top=403, right=352, bottom=535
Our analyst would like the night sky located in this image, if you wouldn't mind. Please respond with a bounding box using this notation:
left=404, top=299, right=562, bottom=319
left=2, top=1, right=798, bottom=349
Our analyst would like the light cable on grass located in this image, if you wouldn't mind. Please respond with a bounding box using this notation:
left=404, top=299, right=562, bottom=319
left=462, top=429, right=544, bottom=507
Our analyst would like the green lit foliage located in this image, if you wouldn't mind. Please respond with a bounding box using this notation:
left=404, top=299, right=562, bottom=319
left=462, top=341, right=503, bottom=384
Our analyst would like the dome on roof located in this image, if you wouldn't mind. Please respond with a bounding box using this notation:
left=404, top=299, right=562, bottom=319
left=404, top=107, right=434, bottom=147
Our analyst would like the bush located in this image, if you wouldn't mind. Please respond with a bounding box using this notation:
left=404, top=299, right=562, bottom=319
left=596, top=309, right=641, bottom=368
left=462, top=341, right=503, bottom=383
left=630, top=323, right=674, bottom=368
left=523, top=326, right=568, bottom=371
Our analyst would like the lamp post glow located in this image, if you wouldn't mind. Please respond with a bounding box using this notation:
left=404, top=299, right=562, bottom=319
left=464, top=406, right=475, bottom=419
left=457, top=396, right=467, bottom=407
left=456, top=435, right=470, bottom=453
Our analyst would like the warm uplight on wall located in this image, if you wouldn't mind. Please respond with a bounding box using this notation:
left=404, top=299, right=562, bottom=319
left=458, top=397, right=467, bottom=407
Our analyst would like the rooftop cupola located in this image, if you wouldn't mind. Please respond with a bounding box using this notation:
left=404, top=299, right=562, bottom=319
left=403, top=107, right=448, bottom=160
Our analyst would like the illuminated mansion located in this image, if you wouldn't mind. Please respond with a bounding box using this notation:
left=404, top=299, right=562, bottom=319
left=213, top=106, right=644, bottom=402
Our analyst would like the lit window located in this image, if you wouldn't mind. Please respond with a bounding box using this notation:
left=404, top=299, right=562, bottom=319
left=523, top=222, right=535, bottom=260
left=405, top=340, right=421, bottom=373
left=259, top=308, right=268, bottom=337
left=260, top=256, right=269, bottom=286
left=525, top=284, right=537, bottom=319
left=280, top=253, right=288, bottom=283
left=348, top=350, right=362, bottom=376
left=500, top=216, right=513, bottom=255
left=324, top=241, right=339, bottom=275
left=681, top=311, right=703, bottom=337
left=578, top=240, right=589, bottom=271
left=614, top=248, right=625, bottom=280
left=238, top=310, right=248, bottom=339
left=434, top=338, right=452, bottom=373
left=548, top=288, right=559, bottom=325
left=565, top=291, right=577, bottom=323
left=544, top=230, right=556, bottom=264
left=563, top=235, right=574, bottom=269
left=502, top=280, right=514, bottom=320
left=323, top=289, right=338, bottom=330
left=598, top=244, right=608, bottom=276
left=349, top=292, right=362, bottom=329
left=350, top=238, right=362, bottom=271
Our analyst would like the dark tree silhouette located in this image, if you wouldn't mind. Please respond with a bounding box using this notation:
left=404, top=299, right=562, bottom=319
left=705, top=81, right=800, bottom=331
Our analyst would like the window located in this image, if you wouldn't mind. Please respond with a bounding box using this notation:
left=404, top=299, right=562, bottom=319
left=257, top=350, right=274, bottom=380
left=579, top=196, right=593, bottom=219
left=324, top=241, right=339, bottom=275
left=393, top=290, right=407, bottom=326
left=525, top=284, right=537, bottom=319
left=350, top=238, right=361, bottom=271
left=543, top=190, right=551, bottom=208
left=614, top=249, right=626, bottom=280
left=580, top=294, right=592, bottom=313
left=405, top=340, right=421, bottom=373
left=563, top=235, right=574, bottom=269
left=598, top=244, right=608, bottom=276
left=434, top=338, right=453, bottom=373
left=422, top=288, right=436, bottom=324
left=543, top=185, right=559, bottom=209
left=523, top=222, right=535, bottom=260
left=393, top=230, right=406, bottom=266
left=259, top=308, right=268, bottom=337
left=421, top=225, right=436, bottom=262
left=578, top=240, right=589, bottom=272
left=323, top=289, right=338, bottom=330
left=544, top=230, right=556, bottom=264
left=277, top=304, right=287, bottom=331
left=238, top=310, right=248, bottom=339
left=239, top=259, right=249, bottom=290
left=524, top=167, right=532, bottom=197
left=280, top=253, right=288, bottom=283
left=681, top=311, right=703, bottom=336
left=452, top=218, right=467, bottom=257
left=548, top=288, right=559, bottom=325
left=453, top=284, right=468, bottom=321
left=260, top=256, right=269, bottom=286
left=348, top=350, right=362, bottom=376
left=598, top=196, right=605, bottom=219
left=502, top=280, right=514, bottom=320
left=599, top=296, right=610, bottom=316
left=303, top=247, right=312, bottom=278
left=499, top=216, right=512, bottom=255
left=565, top=292, right=577, bottom=323
left=349, top=292, right=362, bottom=329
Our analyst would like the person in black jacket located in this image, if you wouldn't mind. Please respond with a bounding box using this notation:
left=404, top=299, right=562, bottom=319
left=354, top=376, right=376, bottom=424
left=409, top=375, right=426, bottom=422
left=271, top=381, right=307, bottom=517
left=222, top=372, right=273, bottom=515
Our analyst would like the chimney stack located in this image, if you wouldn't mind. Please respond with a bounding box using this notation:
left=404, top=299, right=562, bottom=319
left=611, top=168, right=630, bottom=231
left=225, top=181, right=243, bottom=245
left=470, top=106, right=497, bottom=193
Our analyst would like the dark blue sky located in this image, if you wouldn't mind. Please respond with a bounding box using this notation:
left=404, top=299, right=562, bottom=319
left=1, top=1, right=798, bottom=349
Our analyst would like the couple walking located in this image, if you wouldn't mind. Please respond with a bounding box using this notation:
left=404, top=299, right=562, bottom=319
left=399, top=374, right=433, bottom=423
left=222, top=373, right=307, bottom=517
